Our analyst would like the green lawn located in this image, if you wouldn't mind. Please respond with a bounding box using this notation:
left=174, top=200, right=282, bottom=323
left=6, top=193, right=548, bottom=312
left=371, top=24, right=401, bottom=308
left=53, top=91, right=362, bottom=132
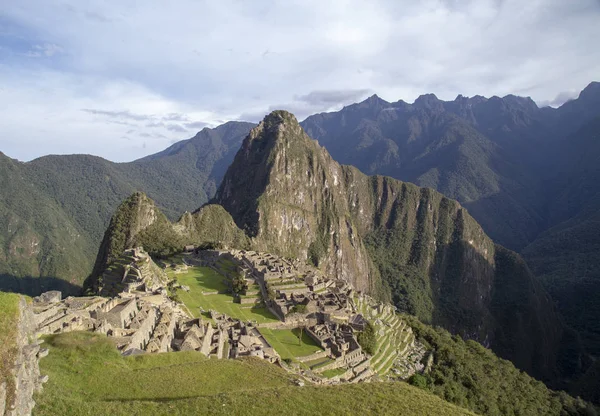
left=260, top=328, right=323, bottom=360
left=0, top=292, right=20, bottom=407
left=34, top=332, right=475, bottom=416
left=321, top=367, right=348, bottom=378
left=170, top=265, right=278, bottom=324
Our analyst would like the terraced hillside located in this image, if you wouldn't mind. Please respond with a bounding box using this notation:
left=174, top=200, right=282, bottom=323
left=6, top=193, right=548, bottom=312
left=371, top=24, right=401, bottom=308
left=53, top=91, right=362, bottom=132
left=355, top=296, right=422, bottom=378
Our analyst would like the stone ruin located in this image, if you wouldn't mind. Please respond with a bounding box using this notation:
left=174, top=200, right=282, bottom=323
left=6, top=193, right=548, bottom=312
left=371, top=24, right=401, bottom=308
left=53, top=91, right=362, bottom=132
left=20, top=246, right=430, bottom=401
left=99, top=247, right=169, bottom=297
left=192, top=249, right=428, bottom=384
left=33, top=290, right=184, bottom=356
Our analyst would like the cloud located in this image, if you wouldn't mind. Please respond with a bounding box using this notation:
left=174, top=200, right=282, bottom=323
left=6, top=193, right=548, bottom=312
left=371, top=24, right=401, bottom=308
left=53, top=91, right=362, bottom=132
left=82, top=109, right=152, bottom=121
left=23, top=43, right=63, bottom=57
left=295, top=89, right=372, bottom=106
left=184, top=121, right=209, bottom=130
left=163, top=113, right=189, bottom=122
left=537, top=90, right=579, bottom=107
left=0, top=0, right=598, bottom=161
left=165, top=124, right=187, bottom=133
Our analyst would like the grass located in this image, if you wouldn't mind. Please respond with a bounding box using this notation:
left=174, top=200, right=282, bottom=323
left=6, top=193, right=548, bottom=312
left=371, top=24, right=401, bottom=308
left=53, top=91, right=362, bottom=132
left=321, top=367, right=348, bottom=378
left=34, top=332, right=476, bottom=416
left=310, top=358, right=335, bottom=370
left=0, top=292, right=20, bottom=406
left=259, top=328, right=323, bottom=360
left=170, top=265, right=278, bottom=324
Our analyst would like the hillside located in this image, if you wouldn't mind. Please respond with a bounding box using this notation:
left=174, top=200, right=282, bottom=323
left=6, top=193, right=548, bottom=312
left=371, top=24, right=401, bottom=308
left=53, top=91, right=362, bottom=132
left=90, top=111, right=587, bottom=391
left=214, top=111, right=585, bottom=387
left=0, top=292, right=20, bottom=412
left=0, top=122, right=253, bottom=294
left=34, top=331, right=477, bottom=416
left=523, top=116, right=600, bottom=356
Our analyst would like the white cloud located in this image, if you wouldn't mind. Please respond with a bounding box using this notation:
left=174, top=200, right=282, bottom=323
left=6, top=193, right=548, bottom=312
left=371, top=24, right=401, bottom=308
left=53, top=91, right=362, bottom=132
left=0, top=0, right=599, bottom=161
left=23, top=43, right=64, bottom=58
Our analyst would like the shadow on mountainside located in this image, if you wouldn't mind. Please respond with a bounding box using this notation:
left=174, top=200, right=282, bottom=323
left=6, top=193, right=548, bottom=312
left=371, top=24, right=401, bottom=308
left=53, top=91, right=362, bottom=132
left=0, top=274, right=82, bottom=297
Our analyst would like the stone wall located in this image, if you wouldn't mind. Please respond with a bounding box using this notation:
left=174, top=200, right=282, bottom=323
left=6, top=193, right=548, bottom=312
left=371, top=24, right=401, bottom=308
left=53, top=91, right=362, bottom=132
left=256, top=316, right=317, bottom=330
left=296, top=349, right=330, bottom=363
left=1, top=297, right=46, bottom=416
left=125, top=308, right=158, bottom=351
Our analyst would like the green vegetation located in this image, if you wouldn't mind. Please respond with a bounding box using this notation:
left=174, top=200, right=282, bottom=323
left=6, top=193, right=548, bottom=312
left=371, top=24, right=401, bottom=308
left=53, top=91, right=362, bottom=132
left=170, top=265, right=278, bottom=324
left=0, top=292, right=20, bottom=406
left=357, top=320, right=377, bottom=355
left=260, top=328, right=322, bottom=360
left=35, top=332, right=475, bottom=416
left=190, top=204, right=250, bottom=250
left=404, top=315, right=597, bottom=416
left=321, top=367, right=348, bottom=378
left=287, top=303, right=307, bottom=315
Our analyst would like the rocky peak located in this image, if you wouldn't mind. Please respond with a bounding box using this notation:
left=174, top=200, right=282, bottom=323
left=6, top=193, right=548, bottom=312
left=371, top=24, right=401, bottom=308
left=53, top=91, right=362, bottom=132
left=577, top=81, right=600, bottom=104
left=502, top=94, right=539, bottom=114
left=413, top=93, right=444, bottom=111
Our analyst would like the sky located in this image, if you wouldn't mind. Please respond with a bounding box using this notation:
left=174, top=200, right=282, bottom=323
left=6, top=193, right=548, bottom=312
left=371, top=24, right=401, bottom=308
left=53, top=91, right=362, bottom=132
left=1, top=0, right=599, bottom=162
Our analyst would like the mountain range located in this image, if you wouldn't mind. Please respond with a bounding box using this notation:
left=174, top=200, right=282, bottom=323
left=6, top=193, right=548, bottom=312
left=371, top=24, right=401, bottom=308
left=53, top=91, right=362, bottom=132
left=1, top=82, right=600, bottom=401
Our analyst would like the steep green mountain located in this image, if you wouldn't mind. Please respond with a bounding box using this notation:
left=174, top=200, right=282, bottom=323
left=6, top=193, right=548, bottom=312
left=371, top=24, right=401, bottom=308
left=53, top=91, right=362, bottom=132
left=523, top=116, right=600, bottom=356
left=214, top=111, right=585, bottom=387
left=301, top=95, right=548, bottom=251
left=85, top=193, right=248, bottom=293
left=0, top=122, right=254, bottom=293
left=0, top=152, right=93, bottom=295
left=91, top=111, right=586, bottom=390
left=301, top=82, right=600, bottom=358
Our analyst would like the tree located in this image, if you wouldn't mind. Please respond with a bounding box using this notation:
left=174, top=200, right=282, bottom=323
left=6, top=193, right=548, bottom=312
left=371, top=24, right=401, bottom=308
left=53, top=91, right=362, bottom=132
left=357, top=321, right=377, bottom=355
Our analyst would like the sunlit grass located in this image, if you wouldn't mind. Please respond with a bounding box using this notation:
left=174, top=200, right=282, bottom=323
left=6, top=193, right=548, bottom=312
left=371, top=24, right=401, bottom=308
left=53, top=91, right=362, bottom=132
left=34, top=332, right=475, bottom=416
left=170, top=265, right=278, bottom=324
left=260, top=328, right=323, bottom=360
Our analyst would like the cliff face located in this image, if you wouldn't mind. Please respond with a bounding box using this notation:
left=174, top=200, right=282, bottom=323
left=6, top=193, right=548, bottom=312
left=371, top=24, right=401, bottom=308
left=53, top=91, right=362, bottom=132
left=214, top=112, right=495, bottom=329
left=214, top=111, right=374, bottom=292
